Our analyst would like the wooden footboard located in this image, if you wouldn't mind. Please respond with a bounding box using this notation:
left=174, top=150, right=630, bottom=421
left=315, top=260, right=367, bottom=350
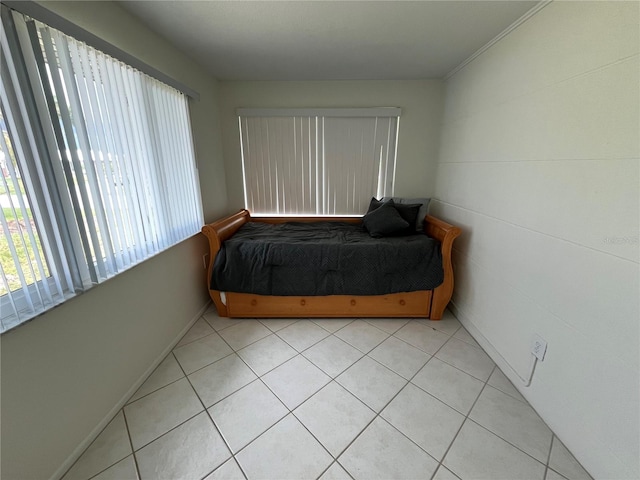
left=201, top=210, right=461, bottom=320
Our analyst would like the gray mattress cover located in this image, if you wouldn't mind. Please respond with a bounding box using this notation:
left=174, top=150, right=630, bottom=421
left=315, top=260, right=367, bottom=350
left=211, top=221, right=444, bottom=296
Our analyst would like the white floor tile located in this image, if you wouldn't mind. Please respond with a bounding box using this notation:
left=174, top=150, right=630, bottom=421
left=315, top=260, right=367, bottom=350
left=204, top=303, right=218, bottom=314
left=62, top=412, right=131, bottom=480
left=135, top=412, right=229, bottom=480
left=412, top=357, right=485, bottom=414
left=236, top=414, right=332, bottom=480
left=320, top=462, right=353, bottom=480
left=302, top=335, right=363, bottom=377
left=124, top=378, right=203, bottom=450
left=339, top=417, right=439, bottom=480
left=336, top=356, right=406, bottom=412
left=294, top=382, right=375, bottom=456
left=173, top=332, right=233, bottom=375
left=203, top=458, right=245, bottom=480
left=312, top=318, right=354, bottom=333
left=129, top=355, right=184, bottom=404
left=469, top=386, right=553, bottom=463
left=487, top=367, right=526, bottom=402
left=381, top=383, right=465, bottom=461
left=189, top=354, right=257, bottom=407
left=432, top=465, right=460, bottom=480
left=444, top=421, right=546, bottom=480
left=217, top=320, right=272, bottom=350
left=238, top=333, right=297, bottom=376
left=276, top=320, right=329, bottom=351
left=453, top=326, right=480, bottom=347
left=258, top=318, right=299, bottom=332
left=546, top=469, right=569, bottom=480
left=91, top=455, right=138, bottom=480
left=176, top=318, right=215, bottom=348
left=202, top=312, right=242, bottom=332
left=549, top=436, right=593, bottom=480
left=393, top=321, right=450, bottom=354
left=417, top=314, right=461, bottom=336
left=238, top=335, right=298, bottom=376
left=368, top=336, right=430, bottom=379
left=435, top=337, right=495, bottom=381
left=362, top=318, right=409, bottom=334
left=262, top=355, right=331, bottom=409
left=208, top=380, right=288, bottom=453
left=334, top=320, right=389, bottom=353
left=68, top=307, right=583, bottom=480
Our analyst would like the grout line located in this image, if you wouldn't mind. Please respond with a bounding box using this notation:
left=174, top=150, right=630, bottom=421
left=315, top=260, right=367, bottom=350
left=465, top=417, right=550, bottom=471
left=199, top=327, right=258, bottom=480
left=221, top=358, right=336, bottom=471
left=211, top=322, right=341, bottom=476
left=116, top=315, right=560, bottom=479
left=125, top=375, right=185, bottom=406
left=257, top=317, right=301, bottom=332
left=120, top=410, right=142, bottom=480
left=324, top=323, right=463, bottom=474
left=56, top=411, right=128, bottom=480
left=315, top=460, right=355, bottom=480
left=310, top=317, right=356, bottom=333
left=432, top=364, right=496, bottom=479
left=544, top=435, right=556, bottom=480
left=171, top=345, right=249, bottom=480
left=212, top=319, right=401, bottom=475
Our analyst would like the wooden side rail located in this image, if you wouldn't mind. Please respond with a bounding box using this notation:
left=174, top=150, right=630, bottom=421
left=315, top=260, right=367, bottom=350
left=201, top=210, right=461, bottom=319
left=201, top=209, right=250, bottom=316
left=425, top=214, right=462, bottom=319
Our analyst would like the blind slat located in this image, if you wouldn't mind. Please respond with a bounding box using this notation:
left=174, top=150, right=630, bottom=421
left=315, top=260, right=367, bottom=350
left=0, top=10, right=203, bottom=332
left=239, top=111, right=399, bottom=216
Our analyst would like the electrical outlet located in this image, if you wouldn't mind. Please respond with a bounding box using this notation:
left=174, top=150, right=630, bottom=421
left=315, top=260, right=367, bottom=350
left=202, top=254, right=209, bottom=269
left=531, top=334, right=547, bottom=361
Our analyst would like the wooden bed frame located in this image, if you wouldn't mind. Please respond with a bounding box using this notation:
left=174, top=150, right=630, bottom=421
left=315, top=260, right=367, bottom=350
left=201, top=210, right=461, bottom=320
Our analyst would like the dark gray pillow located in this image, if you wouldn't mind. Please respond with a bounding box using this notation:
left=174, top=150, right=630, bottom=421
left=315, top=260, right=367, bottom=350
left=383, top=197, right=431, bottom=231
left=392, top=203, right=422, bottom=235
left=366, top=196, right=393, bottom=214
left=363, top=203, right=409, bottom=238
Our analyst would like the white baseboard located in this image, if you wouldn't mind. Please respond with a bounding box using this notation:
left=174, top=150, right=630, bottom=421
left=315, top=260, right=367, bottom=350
left=50, top=301, right=212, bottom=480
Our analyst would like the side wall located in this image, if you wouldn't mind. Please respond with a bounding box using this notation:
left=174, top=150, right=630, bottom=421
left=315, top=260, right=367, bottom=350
left=0, top=2, right=227, bottom=479
left=218, top=80, right=444, bottom=211
left=433, top=2, right=639, bottom=478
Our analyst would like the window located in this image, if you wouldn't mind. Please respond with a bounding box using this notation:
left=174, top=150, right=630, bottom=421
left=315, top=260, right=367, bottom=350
left=238, top=108, right=400, bottom=216
left=0, top=7, right=203, bottom=333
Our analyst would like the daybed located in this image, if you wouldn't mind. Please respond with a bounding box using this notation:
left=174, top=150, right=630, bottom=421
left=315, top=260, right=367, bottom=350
left=201, top=209, right=461, bottom=320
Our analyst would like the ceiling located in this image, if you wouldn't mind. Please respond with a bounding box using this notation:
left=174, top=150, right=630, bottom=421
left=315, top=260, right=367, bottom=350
left=119, top=1, right=539, bottom=81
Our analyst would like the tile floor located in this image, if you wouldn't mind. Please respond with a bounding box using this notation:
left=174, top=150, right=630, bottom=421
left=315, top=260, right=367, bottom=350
left=62, top=308, right=593, bottom=480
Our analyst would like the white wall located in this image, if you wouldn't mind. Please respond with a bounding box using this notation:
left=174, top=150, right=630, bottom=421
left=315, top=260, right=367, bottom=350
left=433, top=2, right=639, bottom=478
left=218, top=80, right=444, bottom=211
left=0, top=2, right=227, bottom=479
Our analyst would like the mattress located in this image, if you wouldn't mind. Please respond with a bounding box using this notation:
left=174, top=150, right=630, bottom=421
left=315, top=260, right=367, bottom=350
left=211, top=221, right=444, bottom=296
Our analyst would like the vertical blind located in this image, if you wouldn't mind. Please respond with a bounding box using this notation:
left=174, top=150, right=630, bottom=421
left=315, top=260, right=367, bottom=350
left=238, top=108, right=400, bottom=216
left=0, top=8, right=202, bottom=332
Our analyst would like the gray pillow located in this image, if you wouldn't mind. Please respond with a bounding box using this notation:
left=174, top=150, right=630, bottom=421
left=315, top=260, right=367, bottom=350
left=366, top=196, right=392, bottom=214
left=383, top=197, right=431, bottom=232
left=363, top=203, right=409, bottom=238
